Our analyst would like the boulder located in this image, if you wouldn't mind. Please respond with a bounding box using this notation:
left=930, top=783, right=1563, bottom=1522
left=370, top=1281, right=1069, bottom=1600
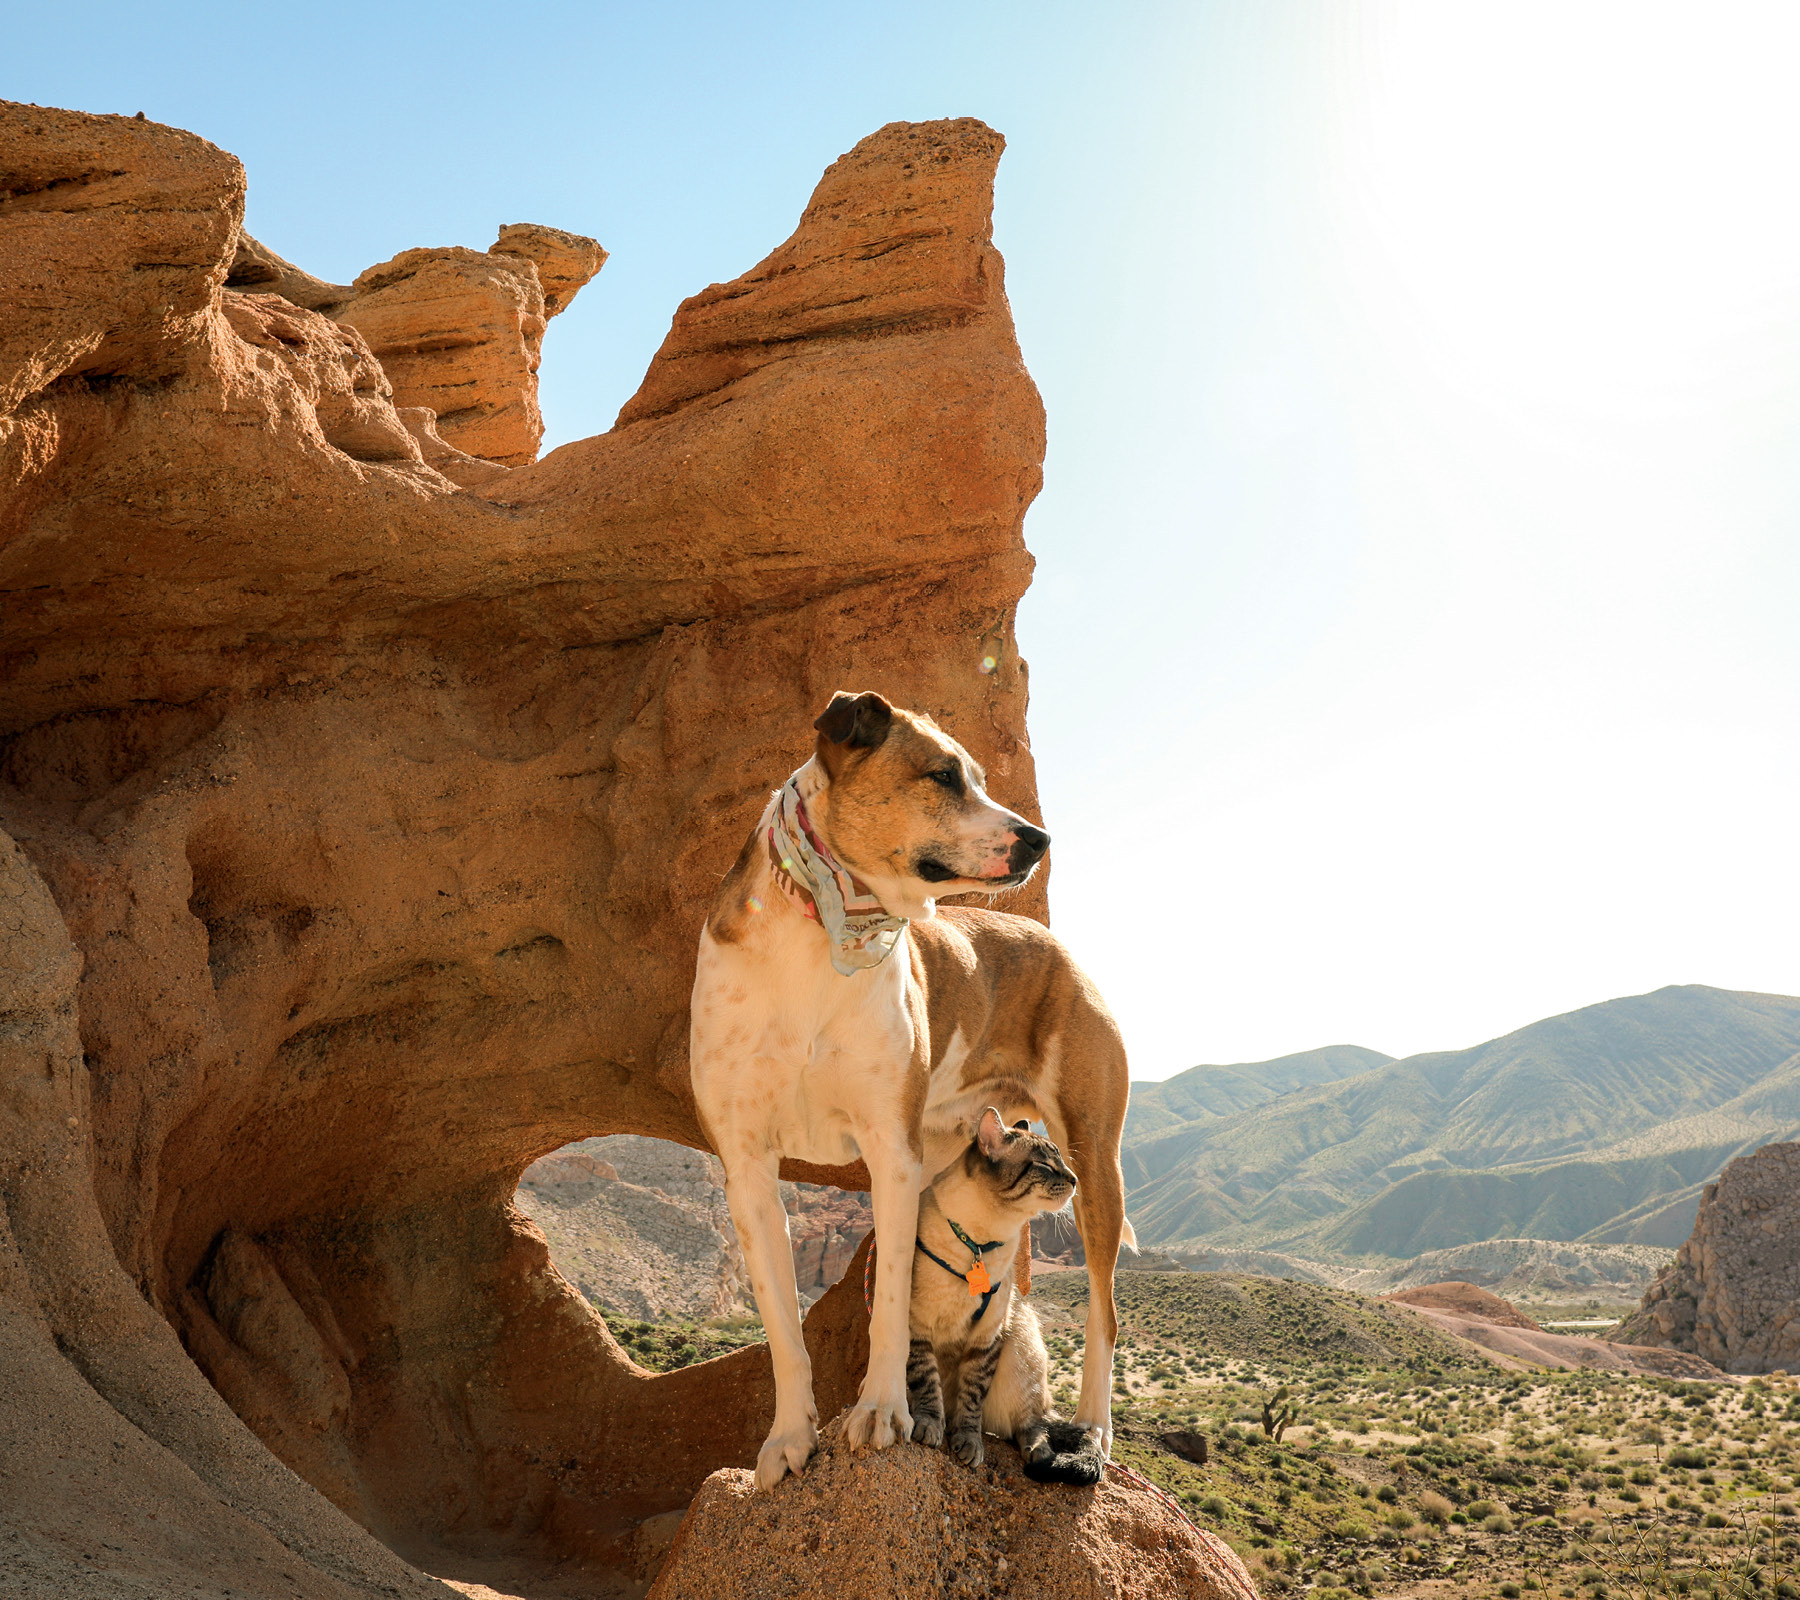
left=1615, top=1140, right=1800, bottom=1374
left=0, top=97, right=1046, bottom=1594
left=648, top=1420, right=1260, bottom=1600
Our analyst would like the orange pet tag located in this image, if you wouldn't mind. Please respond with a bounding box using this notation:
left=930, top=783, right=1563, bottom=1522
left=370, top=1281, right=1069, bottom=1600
left=964, top=1260, right=992, bottom=1298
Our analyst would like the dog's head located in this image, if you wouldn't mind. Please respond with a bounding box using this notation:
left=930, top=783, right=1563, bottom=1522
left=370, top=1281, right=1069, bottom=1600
left=807, top=690, right=1049, bottom=919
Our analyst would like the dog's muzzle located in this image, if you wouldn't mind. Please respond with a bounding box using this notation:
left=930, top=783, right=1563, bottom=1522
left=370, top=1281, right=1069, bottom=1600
left=1007, top=823, right=1050, bottom=877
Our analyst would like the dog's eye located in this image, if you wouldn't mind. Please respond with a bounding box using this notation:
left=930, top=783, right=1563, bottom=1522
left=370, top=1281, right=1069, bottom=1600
left=926, top=768, right=963, bottom=793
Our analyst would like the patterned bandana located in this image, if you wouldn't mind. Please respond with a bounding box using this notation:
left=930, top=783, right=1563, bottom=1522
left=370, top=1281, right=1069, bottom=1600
left=766, top=774, right=908, bottom=976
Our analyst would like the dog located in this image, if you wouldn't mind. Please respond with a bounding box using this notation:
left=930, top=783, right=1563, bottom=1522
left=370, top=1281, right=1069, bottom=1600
left=689, top=690, right=1135, bottom=1490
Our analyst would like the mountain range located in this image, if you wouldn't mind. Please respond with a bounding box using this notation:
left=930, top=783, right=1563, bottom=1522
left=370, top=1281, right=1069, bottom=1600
left=1123, top=985, right=1800, bottom=1265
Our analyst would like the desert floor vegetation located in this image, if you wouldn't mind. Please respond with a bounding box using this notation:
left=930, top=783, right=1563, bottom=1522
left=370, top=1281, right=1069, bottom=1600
left=1033, top=1273, right=1800, bottom=1600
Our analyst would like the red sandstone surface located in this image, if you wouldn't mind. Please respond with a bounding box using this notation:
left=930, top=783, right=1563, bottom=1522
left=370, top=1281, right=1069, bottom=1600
left=0, top=98, right=1155, bottom=1597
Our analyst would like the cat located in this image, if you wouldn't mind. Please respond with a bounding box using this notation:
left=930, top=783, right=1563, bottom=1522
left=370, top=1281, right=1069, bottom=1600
left=905, top=1106, right=1103, bottom=1486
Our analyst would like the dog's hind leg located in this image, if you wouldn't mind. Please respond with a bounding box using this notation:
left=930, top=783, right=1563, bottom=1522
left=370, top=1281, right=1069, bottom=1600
left=719, top=1150, right=818, bottom=1489
left=843, top=1132, right=922, bottom=1453
left=1045, top=1024, right=1131, bottom=1454
left=1064, top=1141, right=1125, bottom=1452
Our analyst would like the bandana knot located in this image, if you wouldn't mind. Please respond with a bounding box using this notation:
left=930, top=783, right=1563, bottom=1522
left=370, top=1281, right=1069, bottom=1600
left=767, top=775, right=908, bottom=976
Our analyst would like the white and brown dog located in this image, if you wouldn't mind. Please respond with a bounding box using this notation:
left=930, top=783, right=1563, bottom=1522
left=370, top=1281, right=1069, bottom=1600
left=690, top=690, right=1134, bottom=1490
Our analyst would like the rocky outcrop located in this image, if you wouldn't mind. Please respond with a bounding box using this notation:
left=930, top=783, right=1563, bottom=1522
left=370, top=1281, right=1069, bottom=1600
left=648, top=1423, right=1260, bottom=1600
left=0, top=98, right=1044, bottom=1596
left=225, top=220, right=604, bottom=467
left=787, top=1181, right=874, bottom=1303
left=1616, top=1141, right=1800, bottom=1374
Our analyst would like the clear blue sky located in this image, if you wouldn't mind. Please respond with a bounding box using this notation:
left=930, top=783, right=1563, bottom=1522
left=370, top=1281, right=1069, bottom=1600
left=13, top=3, right=1800, bottom=1077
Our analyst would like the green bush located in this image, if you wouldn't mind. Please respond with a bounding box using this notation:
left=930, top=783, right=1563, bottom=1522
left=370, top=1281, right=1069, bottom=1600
left=1482, top=1514, right=1513, bottom=1534
left=1466, top=1500, right=1500, bottom=1520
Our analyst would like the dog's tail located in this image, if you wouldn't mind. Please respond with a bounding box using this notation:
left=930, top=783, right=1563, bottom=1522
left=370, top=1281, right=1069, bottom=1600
left=1121, top=1213, right=1139, bottom=1252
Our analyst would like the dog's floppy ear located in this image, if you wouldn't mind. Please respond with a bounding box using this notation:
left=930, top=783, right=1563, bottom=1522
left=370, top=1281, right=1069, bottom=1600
left=976, top=1106, right=1008, bottom=1159
left=814, top=691, right=893, bottom=752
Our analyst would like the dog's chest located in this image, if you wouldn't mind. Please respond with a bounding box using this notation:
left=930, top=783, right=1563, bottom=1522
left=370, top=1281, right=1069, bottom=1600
left=690, top=924, right=917, bottom=1162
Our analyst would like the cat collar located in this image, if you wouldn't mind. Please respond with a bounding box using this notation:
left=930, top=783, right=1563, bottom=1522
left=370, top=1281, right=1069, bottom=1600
left=916, top=1218, right=1007, bottom=1324
left=766, top=773, right=908, bottom=976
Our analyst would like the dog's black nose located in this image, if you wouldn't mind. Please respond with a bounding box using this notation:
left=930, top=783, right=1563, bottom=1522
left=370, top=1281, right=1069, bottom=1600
left=1009, top=824, right=1050, bottom=872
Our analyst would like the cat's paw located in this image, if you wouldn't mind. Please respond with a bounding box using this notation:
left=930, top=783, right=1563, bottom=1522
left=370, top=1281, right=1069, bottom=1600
left=911, top=1411, right=946, bottom=1449
left=845, top=1395, right=912, bottom=1452
left=754, top=1418, right=819, bottom=1491
left=950, top=1428, right=986, bottom=1468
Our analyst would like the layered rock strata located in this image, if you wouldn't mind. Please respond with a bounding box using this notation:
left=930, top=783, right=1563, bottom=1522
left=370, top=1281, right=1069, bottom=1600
left=1616, top=1141, right=1800, bottom=1374
left=0, top=99, right=1048, bottom=1594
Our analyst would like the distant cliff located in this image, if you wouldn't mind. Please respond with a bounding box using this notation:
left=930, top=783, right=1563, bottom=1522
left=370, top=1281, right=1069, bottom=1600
left=1614, top=1140, right=1800, bottom=1374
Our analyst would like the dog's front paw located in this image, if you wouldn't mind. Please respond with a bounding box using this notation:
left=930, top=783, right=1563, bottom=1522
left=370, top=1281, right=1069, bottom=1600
left=950, top=1427, right=985, bottom=1468
left=911, top=1410, right=946, bottom=1449
left=754, top=1418, right=820, bottom=1491
left=845, top=1395, right=912, bottom=1452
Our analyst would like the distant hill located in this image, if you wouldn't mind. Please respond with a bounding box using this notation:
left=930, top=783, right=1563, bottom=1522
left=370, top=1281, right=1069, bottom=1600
left=1122, top=1045, right=1393, bottom=1146
left=1033, top=1270, right=1485, bottom=1370
left=1125, top=986, right=1800, bottom=1264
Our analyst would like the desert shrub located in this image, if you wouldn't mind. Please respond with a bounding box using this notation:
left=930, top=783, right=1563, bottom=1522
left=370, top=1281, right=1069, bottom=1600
left=1377, top=1485, right=1399, bottom=1504
left=1483, top=1514, right=1514, bottom=1533
left=1419, top=1492, right=1453, bottom=1526
left=1669, top=1447, right=1709, bottom=1468
left=1467, top=1500, right=1500, bottom=1520
left=1500, top=1586, right=1522, bottom=1598
left=1198, top=1494, right=1230, bottom=1519
left=1618, top=1488, right=1642, bottom=1504
left=1703, top=1512, right=1728, bottom=1528
left=1386, top=1508, right=1417, bottom=1531
left=1334, top=1518, right=1373, bottom=1541
left=1629, top=1467, right=1655, bottom=1485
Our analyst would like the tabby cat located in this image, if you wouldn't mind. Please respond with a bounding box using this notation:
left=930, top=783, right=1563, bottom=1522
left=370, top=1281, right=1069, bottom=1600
left=905, top=1107, right=1102, bottom=1485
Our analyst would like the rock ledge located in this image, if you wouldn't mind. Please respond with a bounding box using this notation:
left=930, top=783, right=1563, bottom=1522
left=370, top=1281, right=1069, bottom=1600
left=648, top=1416, right=1259, bottom=1600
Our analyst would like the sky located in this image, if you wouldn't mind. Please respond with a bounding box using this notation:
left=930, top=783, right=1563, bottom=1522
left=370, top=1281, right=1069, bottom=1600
left=12, top=2, right=1800, bottom=1078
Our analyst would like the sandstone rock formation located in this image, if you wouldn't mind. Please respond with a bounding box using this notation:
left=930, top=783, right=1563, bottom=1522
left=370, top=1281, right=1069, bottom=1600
left=1, top=98, right=1053, bottom=1594
left=226, top=220, right=605, bottom=466
left=787, top=1187, right=873, bottom=1304
left=648, top=1424, right=1261, bottom=1600
left=1615, top=1141, right=1800, bottom=1374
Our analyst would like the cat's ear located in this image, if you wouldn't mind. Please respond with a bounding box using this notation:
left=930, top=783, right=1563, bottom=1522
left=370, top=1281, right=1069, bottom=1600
left=977, top=1107, right=1007, bottom=1159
